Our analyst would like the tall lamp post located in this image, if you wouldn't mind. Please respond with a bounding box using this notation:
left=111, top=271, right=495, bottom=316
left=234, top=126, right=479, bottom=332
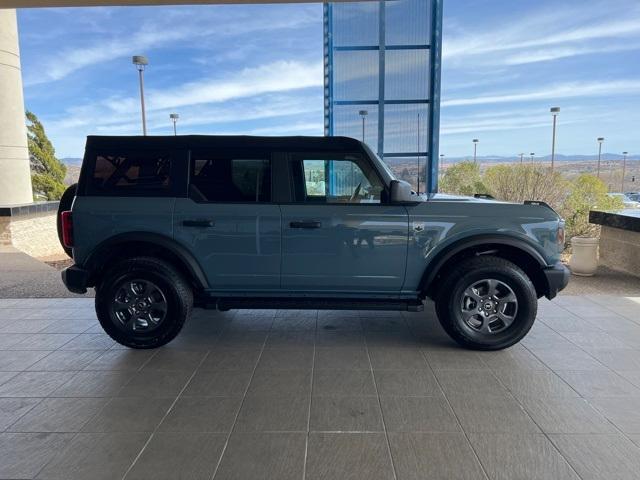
left=472, top=139, right=479, bottom=163
left=519, top=153, right=525, bottom=164
left=132, top=55, right=149, bottom=136
left=439, top=153, right=445, bottom=170
left=416, top=113, right=421, bottom=195
left=550, top=107, right=560, bottom=170
left=597, top=137, right=605, bottom=177
left=169, top=113, right=179, bottom=136
left=530, top=152, right=535, bottom=164
left=359, top=110, right=368, bottom=142
left=622, top=151, right=628, bottom=193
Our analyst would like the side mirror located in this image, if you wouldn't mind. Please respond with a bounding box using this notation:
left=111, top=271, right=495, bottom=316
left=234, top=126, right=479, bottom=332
left=390, top=180, right=420, bottom=204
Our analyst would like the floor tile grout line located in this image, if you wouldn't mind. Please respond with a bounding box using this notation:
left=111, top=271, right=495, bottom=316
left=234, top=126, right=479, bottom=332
left=410, top=319, right=491, bottom=480
left=363, top=321, right=399, bottom=480
left=208, top=323, right=270, bottom=480
left=301, top=310, right=318, bottom=480
left=120, top=349, right=211, bottom=480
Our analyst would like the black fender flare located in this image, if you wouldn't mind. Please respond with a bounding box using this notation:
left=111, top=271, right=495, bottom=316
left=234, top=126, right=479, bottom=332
left=418, top=234, right=549, bottom=296
left=82, top=232, right=209, bottom=290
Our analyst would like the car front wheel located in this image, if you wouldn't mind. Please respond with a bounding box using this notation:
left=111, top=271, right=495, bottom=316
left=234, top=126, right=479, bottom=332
left=95, top=257, right=193, bottom=349
left=435, top=256, right=537, bottom=350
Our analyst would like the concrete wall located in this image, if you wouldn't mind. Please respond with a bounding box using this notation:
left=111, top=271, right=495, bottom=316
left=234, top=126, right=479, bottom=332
left=0, top=9, right=33, bottom=205
left=599, top=226, right=640, bottom=278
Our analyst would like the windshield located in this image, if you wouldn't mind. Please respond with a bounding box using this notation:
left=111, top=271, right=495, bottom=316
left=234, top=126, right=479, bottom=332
left=362, top=144, right=396, bottom=184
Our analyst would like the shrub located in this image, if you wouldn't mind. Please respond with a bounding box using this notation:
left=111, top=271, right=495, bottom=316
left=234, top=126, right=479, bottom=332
left=439, top=161, right=488, bottom=196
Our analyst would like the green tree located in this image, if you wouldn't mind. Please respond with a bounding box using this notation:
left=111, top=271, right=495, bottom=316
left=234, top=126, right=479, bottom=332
left=439, top=161, right=488, bottom=196
left=562, top=174, right=623, bottom=239
left=26, top=111, right=67, bottom=200
left=483, top=164, right=567, bottom=207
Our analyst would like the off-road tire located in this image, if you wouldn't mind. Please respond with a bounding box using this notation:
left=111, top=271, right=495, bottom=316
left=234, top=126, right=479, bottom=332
left=435, top=256, right=537, bottom=350
left=95, top=256, right=193, bottom=349
left=56, top=183, right=77, bottom=258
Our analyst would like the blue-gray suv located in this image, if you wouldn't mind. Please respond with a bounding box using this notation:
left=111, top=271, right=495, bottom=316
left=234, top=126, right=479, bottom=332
left=59, top=135, right=569, bottom=350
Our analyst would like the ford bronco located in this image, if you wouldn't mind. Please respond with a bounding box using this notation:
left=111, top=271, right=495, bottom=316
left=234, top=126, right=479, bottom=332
left=59, top=135, right=569, bottom=350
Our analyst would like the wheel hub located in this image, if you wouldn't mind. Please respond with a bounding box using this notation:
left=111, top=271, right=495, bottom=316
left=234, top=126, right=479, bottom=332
left=460, top=278, right=518, bottom=334
left=111, top=279, right=168, bottom=333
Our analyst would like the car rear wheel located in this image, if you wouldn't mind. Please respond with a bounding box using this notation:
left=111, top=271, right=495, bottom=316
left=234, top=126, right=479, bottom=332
left=435, top=256, right=537, bottom=350
left=95, top=257, right=193, bottom=348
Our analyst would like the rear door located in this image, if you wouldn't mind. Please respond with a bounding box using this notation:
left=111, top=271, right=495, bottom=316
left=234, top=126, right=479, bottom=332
left=280, top=151, right=409, bottom=293
left=173, top=148, right=281, bottom=292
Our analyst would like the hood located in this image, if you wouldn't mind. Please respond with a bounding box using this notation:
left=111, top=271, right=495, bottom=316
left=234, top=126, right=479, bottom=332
left=421, top=192, right=511, bottom=204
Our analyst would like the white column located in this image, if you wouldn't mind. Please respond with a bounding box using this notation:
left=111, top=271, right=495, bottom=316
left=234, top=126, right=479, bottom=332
left=0, top=9, right=32, bottom=205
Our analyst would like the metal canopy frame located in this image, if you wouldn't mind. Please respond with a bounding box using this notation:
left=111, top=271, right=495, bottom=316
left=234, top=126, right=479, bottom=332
left=324, top=0, right=443, bottom=193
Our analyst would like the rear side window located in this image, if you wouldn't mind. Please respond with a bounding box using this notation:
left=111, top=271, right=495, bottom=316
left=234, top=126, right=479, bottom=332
left=190, top=155, right=271, bottom=203
left=88, top=152, right=172, bottom=196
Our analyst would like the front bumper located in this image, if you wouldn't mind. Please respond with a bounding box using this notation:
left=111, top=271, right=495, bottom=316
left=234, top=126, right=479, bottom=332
left=543, top=261, right=570, bottom=299
left=61, top=265, right=90, bottom=294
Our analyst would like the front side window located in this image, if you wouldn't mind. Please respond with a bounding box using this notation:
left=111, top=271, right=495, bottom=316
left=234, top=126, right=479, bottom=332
left=89, top=152, right=172, bottom=195
left=294, top=154, right=384, bottom=204
left=190, top=154, right=271, bottom=203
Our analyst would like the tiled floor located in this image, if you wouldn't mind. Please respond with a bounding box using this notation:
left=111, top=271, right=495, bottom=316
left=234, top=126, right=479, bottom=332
left=0, top=296, right=639, bottom=479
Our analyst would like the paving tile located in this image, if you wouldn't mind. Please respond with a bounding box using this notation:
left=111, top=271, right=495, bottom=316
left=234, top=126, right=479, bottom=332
left=424, top=349, right=488, bottom=370
left=0, top=397, right=41, bottom=431
left=217, top=331, right=268, bottom=347
left=185, top=370, right=253, bottom=396
left=313, top=369, right=376, bottom=396
left=435, top=370, right=510, bottom=397
left=380, top=395, right=460, bottom=432
left=316, top=330, right=365, bottom=347
left=587, top=396, right=640, bottom=434
left=158, top=396, right=241, bottom=432
left=235, top=394, right=309, bottom=432
left=306, top=432, right=394, bottom=480
left=142, top=349, right=207, bottom=371
left=272, top=315, right=316, bottom=331
left=85, top=349, right=156, bottom=371
left=27, top=350, right=103, bottom=371
left=362, top=316, right=408, bottom=332
left=125, top=432, right=226, bottom=480
left=8, top=333, right=77, bottom=350
left=374, top=369, right=443, bottom=396
left=215, top=432, right=306, bottom=480
left=389, top=432, right=486, bottom=480
left=493, top=370, right=578, bottom=399
left=0, top=371, right=17, bottom=386
left=59, top=333, right=115, bottom=350
left=199, top=347, right=262, bottom=371
left=528, top=346, right=608, bottom=371
left=314, top=346, right=370, bottom=370
left=468, top=433, right=579, bottom=480
left=52, top=371, right=135, bottom=397
left=0, top=371, right=75, bottom=397
left=550, top=433, right=640, bottom=480
left=39, top=319, right=94, bottom=334
left=118, top=369, right=193, bottom=397
left=265, top=330, right=315, bottom=347
left=317, top=315, right=363, bottom=331
left=520, top=396, right=616, bottom=434
left=247, top=369, right=311, bottom=396
left=310, top=396, right=383, bottom=432
left=256, top=347, right=314, bottom=370
left=586, top=348, right=640, bottom=372
left=448, top=395, right=540, bottom=433
left=36, top=432, right=149, bottom=480
left=0, top=350, right=51, bottom=371
left=556, top=370, right=640, bottom=397
left=368, top=346, right=428, bottom=370
left=7, top=397, right=106, bottom=433
left=0, top=333, right=31, bottom=349
left=478, top=345, right=549, bottom=371
left=0, top=319, right=55, bottom=333
left=82, top=397, right=173, bottom=432
left=0, top=432, right=73, bottom=479
left=540, top=313, right=592, bottom=333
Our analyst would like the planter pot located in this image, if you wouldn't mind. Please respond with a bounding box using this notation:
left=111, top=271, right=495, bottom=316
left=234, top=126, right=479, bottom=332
left=569, top=236, right=599, bottom=276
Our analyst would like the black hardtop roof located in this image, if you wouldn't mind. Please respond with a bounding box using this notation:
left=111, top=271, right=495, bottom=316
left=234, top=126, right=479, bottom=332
left=85, top=135, right=364, bottom=151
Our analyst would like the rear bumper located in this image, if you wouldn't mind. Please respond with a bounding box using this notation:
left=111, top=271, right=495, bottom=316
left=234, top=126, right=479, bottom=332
left=61, top=265, right=90, bottom=294
left=543, top=261, right=570, bottom=299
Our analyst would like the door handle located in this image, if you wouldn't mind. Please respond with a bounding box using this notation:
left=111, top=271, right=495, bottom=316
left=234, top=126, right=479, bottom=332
left=183, top=219, right=215, bottom=228
left=290, top=221, right=322, bottom=229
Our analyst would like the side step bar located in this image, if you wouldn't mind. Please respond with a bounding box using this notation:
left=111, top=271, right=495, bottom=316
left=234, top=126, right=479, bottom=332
left=197, top=297, right=424, bottom=312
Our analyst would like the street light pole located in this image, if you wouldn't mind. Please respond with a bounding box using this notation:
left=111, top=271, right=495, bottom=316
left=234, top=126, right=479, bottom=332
left=169, top=113, right=179, bottom=136
left=597, top=137, right=605, bottom=178
left=622, top=151, right=628, bottom=193
left=132, top=55, right=149, bottom=136
left=473, top=139, right=479, bottom=164
left=530, top=152, right=535, bottom=164
left=359, top=110, right=368, bottom=142
left=550, top=107, right=560, bottom=170
left=519, top=153, right=524, bottom=164
left=417, top=113, right=421, bottom=195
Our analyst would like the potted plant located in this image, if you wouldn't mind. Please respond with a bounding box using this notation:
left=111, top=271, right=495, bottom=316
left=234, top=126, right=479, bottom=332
left=563, top=175, right=623, bottom=276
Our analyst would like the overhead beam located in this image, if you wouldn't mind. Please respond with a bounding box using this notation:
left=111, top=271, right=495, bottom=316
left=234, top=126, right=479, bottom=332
left=3, top=0, right=363, bottom=7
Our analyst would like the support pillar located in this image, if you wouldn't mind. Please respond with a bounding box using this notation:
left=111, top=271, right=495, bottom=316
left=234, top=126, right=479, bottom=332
left=0, top=9, right=32, bottom=205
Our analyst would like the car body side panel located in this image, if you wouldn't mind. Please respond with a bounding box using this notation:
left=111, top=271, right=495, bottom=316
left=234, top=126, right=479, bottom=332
left=403, top=200, right=562, bottom=292
left=72, top=196, right=175, bottom=267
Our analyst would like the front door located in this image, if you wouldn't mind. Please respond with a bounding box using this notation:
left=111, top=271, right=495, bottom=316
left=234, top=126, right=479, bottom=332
left=173, top=149, right=281, bottom=292
left=280, top=152, right=408, bottom=293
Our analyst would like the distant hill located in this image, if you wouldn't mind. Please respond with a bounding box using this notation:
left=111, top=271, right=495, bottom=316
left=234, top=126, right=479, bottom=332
left=61, top=157, right=82, bottom=167
left=384, top=153, right=637, bottom=165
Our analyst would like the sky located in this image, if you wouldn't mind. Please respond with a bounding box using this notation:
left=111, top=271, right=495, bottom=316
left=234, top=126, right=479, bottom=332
left=16, top=0, right=640, bottom=159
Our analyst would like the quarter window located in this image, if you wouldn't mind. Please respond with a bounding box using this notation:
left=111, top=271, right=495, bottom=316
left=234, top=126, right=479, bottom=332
left=89, top=153, right=172, bottom=195
left=190, top=156, right=271, bottom=203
